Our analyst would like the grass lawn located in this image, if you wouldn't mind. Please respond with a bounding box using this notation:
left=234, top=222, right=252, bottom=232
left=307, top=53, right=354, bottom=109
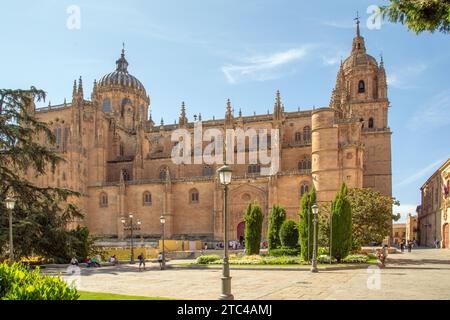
left=78, top=291, right=175, bottom=300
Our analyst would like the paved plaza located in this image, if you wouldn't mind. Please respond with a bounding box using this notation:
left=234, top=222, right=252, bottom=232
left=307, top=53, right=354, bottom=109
left=52, top=249, right=450, bottom=300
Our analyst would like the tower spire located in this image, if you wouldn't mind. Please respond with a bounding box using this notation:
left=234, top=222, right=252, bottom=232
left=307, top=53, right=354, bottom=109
left=179, top=101, right=187, bottom=127
left=354, top=11, right=361, bottom=37
left=78, top=76, right=84, bottom=99
left=273, top=90, right=283, bottom=120
left=72, top=79, right=77, bottom=97
left=116, top=44, right=129, bottom=72
left=351, top=12, right=366, bottom=54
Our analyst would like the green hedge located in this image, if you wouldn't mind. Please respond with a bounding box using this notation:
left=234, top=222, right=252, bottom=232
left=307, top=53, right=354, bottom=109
left=0, top=263, right=79, bottom=300
left=195, top=255, right=221, bottom=264
left=269, top=247, right=300, bottom=257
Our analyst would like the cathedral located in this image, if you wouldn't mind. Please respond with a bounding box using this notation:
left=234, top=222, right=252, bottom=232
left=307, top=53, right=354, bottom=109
left=28, top=21, right=392, bottom=241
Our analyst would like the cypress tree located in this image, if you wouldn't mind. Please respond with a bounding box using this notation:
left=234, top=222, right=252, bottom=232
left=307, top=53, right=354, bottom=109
left=331, top=183, right=352, bottom=262
left=279, top=220, right=299, bottom=248
left=298, top=187, right=317, bottom=261
left=267, top=205, right=286, bottom=251
left=244, top=202, right=263, bottom=255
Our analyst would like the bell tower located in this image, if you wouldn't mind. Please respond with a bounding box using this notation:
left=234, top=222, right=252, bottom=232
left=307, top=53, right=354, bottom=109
left=330, top=16, right=392, bottom=197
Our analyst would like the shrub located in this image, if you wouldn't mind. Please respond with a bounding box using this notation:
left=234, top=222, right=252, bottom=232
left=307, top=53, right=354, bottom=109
left=367, top=252, right=377, bottom=260
left=195, top=255, right=221, bottom=264
left=269, top=247, right=300, bottom=257
left=318, top=247, right=329, bottom=256
left=244, top=202, right=263, bottom=255
left=330, top=183, right=352, bottom=262
left=0, top=263, right=79, bottom=300
left=341, top=255, right=368, bottom=263
left=317, top=255, right=337, bottom=263
left=279, top=220, right=299, bottom=248
left=267, top=205, right=286, bottom=251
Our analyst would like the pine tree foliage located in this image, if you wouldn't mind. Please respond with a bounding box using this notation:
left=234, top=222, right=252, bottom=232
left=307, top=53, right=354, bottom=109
left=381, top=0, right=450, bottom=34
left=0, top=87, right=83, bottom=262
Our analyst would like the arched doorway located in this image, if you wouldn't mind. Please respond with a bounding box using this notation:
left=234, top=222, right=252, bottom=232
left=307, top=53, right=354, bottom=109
left=443, top=224, right=449, bottom=249
left=237, top=222, right=245, bottom=246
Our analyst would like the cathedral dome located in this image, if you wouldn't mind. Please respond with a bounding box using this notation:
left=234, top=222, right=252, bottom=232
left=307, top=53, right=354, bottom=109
left=98, top=48, right=146, bottom=94
left=343, top=52, right=378, bottom=70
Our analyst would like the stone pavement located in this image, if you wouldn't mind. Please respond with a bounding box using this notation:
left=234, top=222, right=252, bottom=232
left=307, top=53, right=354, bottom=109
left=51, top=249, right=450, bottom=300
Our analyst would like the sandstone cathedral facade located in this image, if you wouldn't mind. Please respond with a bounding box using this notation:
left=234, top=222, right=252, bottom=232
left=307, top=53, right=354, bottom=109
left=28, top=21, right=392, bottom=241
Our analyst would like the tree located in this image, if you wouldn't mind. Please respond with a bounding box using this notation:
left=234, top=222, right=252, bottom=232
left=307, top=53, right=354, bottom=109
left=0, top=88, right=83, bottom=262
left=298, top=187, right=317, bottom=261
left=279, top=220, right=299, bottom=248
left=381, top=0, right=450, bottom=34
left=244, top=202, right=263, bottom=255
left=330, top=183, right=353, bottom=262
left=267, top=205, right=286, bottom=251
left=348, top=188, right=400, bottom=247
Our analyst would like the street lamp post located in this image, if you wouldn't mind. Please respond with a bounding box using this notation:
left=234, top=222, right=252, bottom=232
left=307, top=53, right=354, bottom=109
left=5, top=197, right=16, bottom=266
left=121, top=214, right=141, bottom=264
left=217, top=164, right=234, bottom=300
left=160, top=215, right=166, bottom=270
left=311, top=203, right=319, bottom=273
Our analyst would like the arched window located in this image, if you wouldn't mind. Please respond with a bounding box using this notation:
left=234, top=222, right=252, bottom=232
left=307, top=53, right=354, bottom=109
left=121, top=98, right=131, bottom=106
left=102, top=98, right=111, bottom=113
left=190, top=189, right=199, bottom=204
left=159, top=167, right=168, bottom=181
left=368, top=118, right=374, bottom=129
left=358, top=80, right=365, bottom=93
left=53, top=128, right=62, bottom=149
left=248, top=164, right=261, bottom=174
left=139, top=105, right=145, bottom=120
left=120, top=98, right=131, bottom=116
left=303, top=126, right=311, bottom=142
left=300, top=184, right=310, bottom=197
left=99, top=192, right=108, bottom=208
left=121, top=169, right=130, bottom=181
left=143, top=192, right=152, bottom=206
left=119, top=143, right=124, bottom=157
left=298, top=157, right=312, bottom=171
left=295, top=132, right=302, bottom=142
left=203, top=166, right=213, bottom=177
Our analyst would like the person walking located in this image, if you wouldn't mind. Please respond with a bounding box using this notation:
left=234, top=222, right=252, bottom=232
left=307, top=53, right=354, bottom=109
left=157, top=252, right=164, bottom=270
left=70, top=257, right=79, bottom=266
left=380, top=245, right=389, bottom=268
left=407, top=240, right=412, bottom=252
left=400, top=240, right=405, bottom=253
left=138, top=252, right=146, bottom=271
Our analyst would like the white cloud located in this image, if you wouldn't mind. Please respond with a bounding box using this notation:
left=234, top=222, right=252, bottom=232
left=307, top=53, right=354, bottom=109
left=321, top=20, right=355, bottom=29
left=409, top=90, right=450, bottom=130
left=394, top=204, right=418, bottom=223
left=221, top=46, right=313, bottom=84
left=395, top=158, right=446, bottom=188
left=387, top=64, right=427, bottom=89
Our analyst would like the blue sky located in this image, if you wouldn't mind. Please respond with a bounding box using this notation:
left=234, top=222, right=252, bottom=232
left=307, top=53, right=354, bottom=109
left=1, top=0, right=449, bottom=221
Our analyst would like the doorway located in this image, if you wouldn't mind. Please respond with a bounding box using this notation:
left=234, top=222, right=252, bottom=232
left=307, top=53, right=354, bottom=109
left=237, top=221, right=245, bottom=246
